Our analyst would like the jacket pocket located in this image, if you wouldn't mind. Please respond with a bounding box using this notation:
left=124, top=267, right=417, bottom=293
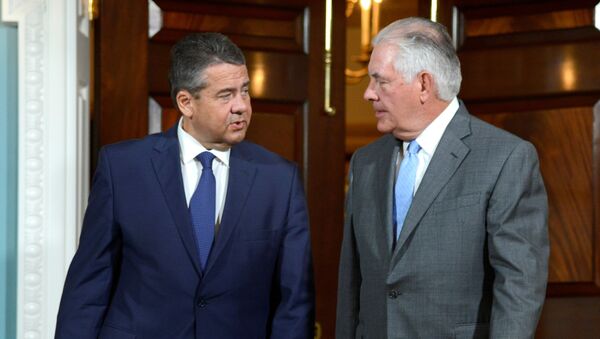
left=454, top=323, right=489, bottom=339
left=99, top=323, right=136, bottom=339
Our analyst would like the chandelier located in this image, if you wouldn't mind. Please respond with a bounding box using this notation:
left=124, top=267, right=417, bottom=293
left=345, top=0, right=383, bottom=83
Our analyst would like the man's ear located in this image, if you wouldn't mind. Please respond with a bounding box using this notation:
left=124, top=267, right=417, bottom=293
left=417, top=71, right=435, bottom=104
left=176, top=90, right=195, bottom=118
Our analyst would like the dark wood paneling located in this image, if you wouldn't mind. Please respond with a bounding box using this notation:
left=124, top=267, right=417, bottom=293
left=452, top=0, right=597, bottom=10
left=152, top=0, right=307, bottom=52
left=461, top=27, right=600, bottom=50
left=464, top=94, right=600, bottom=114
left=162, top=12, right=297, bottom=38
left=245, top=52, right=309, bottom=101
left=465, top=8, right=594, bottom=37
left=594, top=101, right=600, bottom=288
left=146, top=43, right=170, bottom=96
left=148, top=45, right=309, bottom=102
left=536, top=296, right=600, bottom=338
left=245, top=109, right=302, bottom=163
left=453, top=1, right=600, bottom=49
left=476, top=106, right=594, bottom=283
left=460, top=41, right=600, bottom=100
left=306, top=1, right=346, bottom=337
left=547, top=282, right=600, bottom=297
left=94, top=0, right=148, bottom=149
left=458, top=1, right=597, bottom=33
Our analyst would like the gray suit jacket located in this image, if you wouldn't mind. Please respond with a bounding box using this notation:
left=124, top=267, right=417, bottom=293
left=336, top=103, right=549, bottom=339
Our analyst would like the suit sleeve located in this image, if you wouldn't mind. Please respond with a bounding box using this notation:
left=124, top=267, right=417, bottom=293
left=335, top=154, right=361, bottom=339
left=55, top=148, right=121, bottom=338
left=269, top=165, right=315, bottom=339
left=487, top=141, right=549, bottom=339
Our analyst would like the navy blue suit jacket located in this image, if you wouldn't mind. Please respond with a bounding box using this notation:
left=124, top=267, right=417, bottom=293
left=55, top=126, right=315, bottom=338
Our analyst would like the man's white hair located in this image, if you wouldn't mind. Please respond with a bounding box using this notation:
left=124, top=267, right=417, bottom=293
left=373, top=17, right=462, bottom=101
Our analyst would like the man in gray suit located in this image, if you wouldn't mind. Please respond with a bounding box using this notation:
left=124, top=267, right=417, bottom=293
left=336, top=17, right=549, bottom=339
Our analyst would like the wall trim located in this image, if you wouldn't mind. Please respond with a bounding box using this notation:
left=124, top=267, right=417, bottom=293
left=1, top=0, right=89, bottom=337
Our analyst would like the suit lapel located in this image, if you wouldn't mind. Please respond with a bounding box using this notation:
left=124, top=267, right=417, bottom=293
left=204, top=144, right=256, bottom=274
left=151, top=126, right=203, bottom=277
left=392, top=107, right=472, bottom=261
left=374, top=135, right=401, bottom=255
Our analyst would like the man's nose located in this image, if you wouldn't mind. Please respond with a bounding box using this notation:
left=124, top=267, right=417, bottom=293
left=363, top=81, right=377, bottom=102
left=231, top=95, right=249, bottom=114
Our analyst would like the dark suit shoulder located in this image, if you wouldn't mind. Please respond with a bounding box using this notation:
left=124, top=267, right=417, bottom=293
left=469, top=115, right=520, bottom=141
left=234, top=140, right=296, bottom=167
left=98, top=132, right=165, bottom=160
left=464, top=113, right=531, bottom=155
left=232, top=141, right=300, bottom=186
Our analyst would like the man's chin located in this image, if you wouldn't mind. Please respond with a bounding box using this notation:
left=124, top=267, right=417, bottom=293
left=225, top=132, right=247, bottom=146
left=376, top=123, right=393, bottom=135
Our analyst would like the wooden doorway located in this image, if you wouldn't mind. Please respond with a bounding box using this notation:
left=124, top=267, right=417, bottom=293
left=93, top=0, right=346, bottom=337
left=428, top=0, right=600, bottom=337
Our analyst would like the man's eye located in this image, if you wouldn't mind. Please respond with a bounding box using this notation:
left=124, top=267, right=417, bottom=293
left=219, top=93, right=232, bottom=99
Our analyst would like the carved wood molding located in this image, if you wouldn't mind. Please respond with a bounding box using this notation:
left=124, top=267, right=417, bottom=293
left=2, top=0, right=89, bottom=337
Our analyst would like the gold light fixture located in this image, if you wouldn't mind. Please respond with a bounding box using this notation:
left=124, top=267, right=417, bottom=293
left=346, top=0, right=383, bottom=83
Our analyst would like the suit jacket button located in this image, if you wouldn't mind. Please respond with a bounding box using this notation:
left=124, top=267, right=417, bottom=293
left=197, top=299, right=207, bottom=308
left=388, top=290, right=399, bottom=299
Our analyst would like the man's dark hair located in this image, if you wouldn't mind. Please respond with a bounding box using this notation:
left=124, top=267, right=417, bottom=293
left=168, top=32, right=246, bottom=105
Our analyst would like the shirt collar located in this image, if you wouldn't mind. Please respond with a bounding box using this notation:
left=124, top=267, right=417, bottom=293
left=411, top=97, right=459, bottom=156
left=177, top=118, right=231, bottom=167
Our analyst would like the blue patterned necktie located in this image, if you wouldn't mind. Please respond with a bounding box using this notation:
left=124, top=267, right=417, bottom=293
left=189, top=151, right=216, bottom=272
left=394, top=140, right=421, bottom=240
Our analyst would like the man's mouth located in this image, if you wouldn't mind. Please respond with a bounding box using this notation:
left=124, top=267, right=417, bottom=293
left=230, top=121, right=247, bottom=130
left=374, top=110, right=386, bottom=117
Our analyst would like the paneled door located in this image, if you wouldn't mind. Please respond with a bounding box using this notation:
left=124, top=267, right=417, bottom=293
left=428, top=0, right=600, bottom=337
left=93, top=0, right=346, bottom=337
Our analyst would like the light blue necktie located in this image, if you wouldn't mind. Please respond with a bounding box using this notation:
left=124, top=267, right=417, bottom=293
left=189, top=151, right=216, bottom=272
left=394, top=140, right=421, bottom=240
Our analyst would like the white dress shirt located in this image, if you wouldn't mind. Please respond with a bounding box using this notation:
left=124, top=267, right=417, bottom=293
left=398, top=97, right=459, bottom=194
left=177, top=118, right=230, bottom=225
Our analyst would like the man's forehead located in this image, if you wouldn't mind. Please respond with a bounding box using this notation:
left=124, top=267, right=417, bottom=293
left=369, top=45, right=396, bottom=76
left=205, top=62, right=247, bottom=75
left=203, top=63, right=249, bottom=87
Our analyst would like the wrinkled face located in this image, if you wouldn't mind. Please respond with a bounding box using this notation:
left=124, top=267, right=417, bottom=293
left=179, top=63, right=252, bottom=150
left=364, top=43, right=425, bottom=140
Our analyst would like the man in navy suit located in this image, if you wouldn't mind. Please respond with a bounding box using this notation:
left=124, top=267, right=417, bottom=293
left=55, top=32, right=314, bottom=339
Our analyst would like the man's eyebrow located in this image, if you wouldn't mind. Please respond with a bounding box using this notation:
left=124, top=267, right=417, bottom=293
left=215, top=81, right=251, bottom=95
left=215, top=88, right=235, bottom=95
left=370, top=72, right=385, bottom=80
